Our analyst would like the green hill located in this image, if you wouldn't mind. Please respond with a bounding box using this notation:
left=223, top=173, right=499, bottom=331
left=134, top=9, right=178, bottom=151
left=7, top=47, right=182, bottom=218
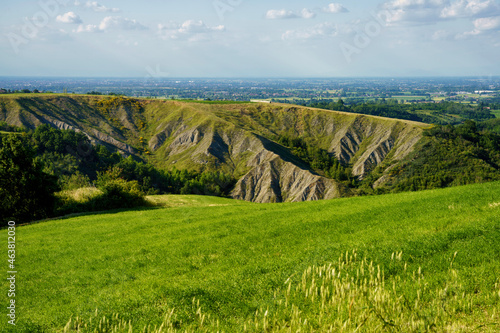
left=2, top=182, right=500, bottom=332
left=2, top=94, right=500, bottom=206
left=0, top=94, right=427, bottom=203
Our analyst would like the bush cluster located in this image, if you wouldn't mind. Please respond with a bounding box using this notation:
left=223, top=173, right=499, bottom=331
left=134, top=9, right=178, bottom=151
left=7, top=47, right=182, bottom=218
left=277, top=134, right=357, bottom=185
left=389, top=121, right=500, bottom=191
left=0, top=125, right=235, bottom=225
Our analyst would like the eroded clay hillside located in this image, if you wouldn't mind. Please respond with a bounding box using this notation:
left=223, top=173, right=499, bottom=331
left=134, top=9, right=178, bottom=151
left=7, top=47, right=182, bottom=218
left=0, top=95, right=428, bottom=202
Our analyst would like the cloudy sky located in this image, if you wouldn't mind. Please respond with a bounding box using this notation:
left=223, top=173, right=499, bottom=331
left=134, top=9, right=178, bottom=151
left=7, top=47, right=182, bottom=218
left=1, top=0, right=499, bottom=77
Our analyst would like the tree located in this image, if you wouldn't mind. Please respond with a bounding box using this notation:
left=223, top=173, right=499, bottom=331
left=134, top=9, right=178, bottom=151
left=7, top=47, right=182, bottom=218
left=0, top=135, right=59, bottom=225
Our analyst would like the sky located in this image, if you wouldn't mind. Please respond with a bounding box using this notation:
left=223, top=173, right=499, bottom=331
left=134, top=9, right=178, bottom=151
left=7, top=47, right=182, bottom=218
left=1, top=0, right=500, bottom=77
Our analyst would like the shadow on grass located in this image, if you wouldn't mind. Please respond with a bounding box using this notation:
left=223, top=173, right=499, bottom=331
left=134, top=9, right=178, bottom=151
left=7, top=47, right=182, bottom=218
left=17, top=204, right=162, bottom=228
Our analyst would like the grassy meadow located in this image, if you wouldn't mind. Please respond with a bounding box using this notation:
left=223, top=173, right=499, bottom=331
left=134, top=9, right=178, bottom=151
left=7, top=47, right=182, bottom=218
left=2, top=182, right=500, bottom=332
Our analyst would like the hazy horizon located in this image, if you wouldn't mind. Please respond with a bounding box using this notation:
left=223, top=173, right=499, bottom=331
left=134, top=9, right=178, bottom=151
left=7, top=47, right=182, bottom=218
left=1, top=75, right=500, bottom=79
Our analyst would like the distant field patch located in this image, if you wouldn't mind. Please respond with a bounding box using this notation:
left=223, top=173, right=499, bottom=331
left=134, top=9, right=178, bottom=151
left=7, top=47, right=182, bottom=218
left=391, top=95, right=427, bottom=100
left=492, top=110, right=500, bottom=118
left=175, top=99, right=251, bottom=105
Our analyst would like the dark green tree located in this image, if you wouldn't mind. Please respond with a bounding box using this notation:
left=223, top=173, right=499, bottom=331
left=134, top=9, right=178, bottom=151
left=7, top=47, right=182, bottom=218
left=0, top=135, right=59, bottom=225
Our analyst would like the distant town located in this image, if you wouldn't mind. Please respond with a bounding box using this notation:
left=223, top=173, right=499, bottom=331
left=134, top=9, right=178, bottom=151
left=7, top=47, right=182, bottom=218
left=1, top=77, right=499, bottom=106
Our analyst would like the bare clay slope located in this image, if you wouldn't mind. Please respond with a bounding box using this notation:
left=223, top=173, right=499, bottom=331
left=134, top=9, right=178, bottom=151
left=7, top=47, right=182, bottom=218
left=141, top=101, right=426, bottom=202
left=0, top=95, right=427, bottom=202
left=212, top=104, right=426, bottom=178
left=141, top=100, right=347, bottom=203
left=0, top=94, right=141, bottom=154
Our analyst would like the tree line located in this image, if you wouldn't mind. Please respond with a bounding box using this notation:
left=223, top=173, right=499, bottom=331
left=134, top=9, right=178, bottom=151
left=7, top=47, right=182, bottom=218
left=0, top=125, right=236, bottom=225
left=387, top=121, right=500, bottom=192
left=288, top=99, right=495, bottom=125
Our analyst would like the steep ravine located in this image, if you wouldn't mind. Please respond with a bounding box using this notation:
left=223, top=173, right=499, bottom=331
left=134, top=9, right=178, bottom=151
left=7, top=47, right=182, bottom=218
left=0, top=95, right=427, bottom=202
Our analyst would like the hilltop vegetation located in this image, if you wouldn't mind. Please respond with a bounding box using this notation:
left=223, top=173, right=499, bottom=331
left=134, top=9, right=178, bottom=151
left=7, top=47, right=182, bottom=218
left=301, top=99, right=495, bottom=125
left=2, top=182, right=500, bottom=332
left=364, top=120, right=500, bottom=193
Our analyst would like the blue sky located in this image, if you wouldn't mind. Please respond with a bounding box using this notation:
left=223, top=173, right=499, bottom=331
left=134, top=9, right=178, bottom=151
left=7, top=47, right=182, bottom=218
left=1, top=0, right=500, bottom=77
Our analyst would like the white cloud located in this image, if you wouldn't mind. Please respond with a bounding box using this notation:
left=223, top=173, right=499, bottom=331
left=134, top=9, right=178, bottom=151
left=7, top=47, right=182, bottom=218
left=457, top=15, right=500, bottom=37
left=441, top=0, right=500, bottom=18
left=56, top=12, right=82, bottom=24
left=282, top=22, right=338, bottom=40
left=266, top=9, right=299, bottom=19
left=383, top=0, right=500, bottom=25
left=474, top=15, right=500, bottom=29
left=383, top=0, right=449, bottom=25
left=301, top=8, right=317, bottom=19
left=74, top=24, right=102, bottom=33
left=158, top=20, right=225, bottom=42
left=178, top=20, right=224, bottom=33
left=73, top=17, right=147, bottom=33
left=99, top=16, right=148, bottom=31
left=323, top=3, right=349, bottom=13
left=266, top=8, right=318, bottom=19
left=84, top=1, right=120, bottom=13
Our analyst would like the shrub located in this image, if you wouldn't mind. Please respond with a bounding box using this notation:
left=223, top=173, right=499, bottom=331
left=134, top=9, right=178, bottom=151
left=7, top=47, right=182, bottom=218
left=55, top=168, right=147, bottom=216
left=59, top=172, right=92, bottom=191
left=97, top=178, right=146, bottom=210
left=94, top=167, right=147, bottom=210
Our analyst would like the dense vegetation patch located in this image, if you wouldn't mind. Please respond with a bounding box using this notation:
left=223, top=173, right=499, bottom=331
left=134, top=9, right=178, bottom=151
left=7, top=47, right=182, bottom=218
left=478, top=118, right=500, bottom=134
left=0, top=121, right=24, bottom=133
left=0, top=135, right=59, bottom=223
left=0, top=125, right=235, bottom=225
left=295, top=99, right=495, bottom=125
left=382, top=121, right=500, bottom=191
left=276, top=134, right=357, bottom=185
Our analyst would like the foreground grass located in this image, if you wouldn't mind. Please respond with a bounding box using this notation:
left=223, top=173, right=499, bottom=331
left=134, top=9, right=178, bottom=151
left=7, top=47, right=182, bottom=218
left=2, top=182, right=500, bottom=332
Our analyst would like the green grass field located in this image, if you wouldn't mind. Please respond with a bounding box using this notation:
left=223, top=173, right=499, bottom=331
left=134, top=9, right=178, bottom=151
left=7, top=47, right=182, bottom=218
left=492, top=110, right=500, bottom=118
left=2, top=182, right=500, bottom=332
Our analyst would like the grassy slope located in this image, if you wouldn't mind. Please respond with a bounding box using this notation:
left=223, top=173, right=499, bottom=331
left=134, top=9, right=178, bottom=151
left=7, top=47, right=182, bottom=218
left=2, top=182, right=500, bottom=332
